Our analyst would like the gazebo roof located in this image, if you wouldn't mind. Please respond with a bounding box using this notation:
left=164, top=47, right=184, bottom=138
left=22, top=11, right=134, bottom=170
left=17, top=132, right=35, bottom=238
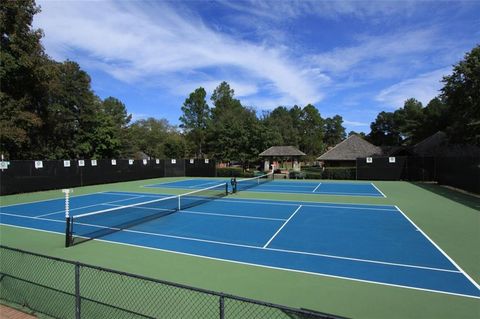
left=317, top=134, right=382, bottom=161
left=259, top=146, right=306, bottom=157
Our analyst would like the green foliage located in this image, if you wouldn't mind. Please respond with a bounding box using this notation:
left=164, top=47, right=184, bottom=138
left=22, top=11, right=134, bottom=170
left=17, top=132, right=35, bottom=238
left=127, top=118, right=175, bottom=158
left=322, top=167, right=356, bottom=180
left=323, top=115, right=346, bottom=147
left=302, top=166, right=355, bottom=180
left=368, top=45, right=480, bottom=147
left=179, top=87, right=209, bottom=158
left=441, top=45, right=480, bottom=145
left=299, top=104, right=325, bottom=159
left=0, top=0, right=45, bottom=158
left=395, top=98, right=424, bottom=144
left=349, top=131, right=366, bottom=138
left=216, top=167, right=254, bottom=177
left=263, top=106, right=300, bottom=146
left=164, top=134, right=186, bottom=158
left=0, top=3, right=134, bottom=159
left=415, top=97, right=449, bottom=142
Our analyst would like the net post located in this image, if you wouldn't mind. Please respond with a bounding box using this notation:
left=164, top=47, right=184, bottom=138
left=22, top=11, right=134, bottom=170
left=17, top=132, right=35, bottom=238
left=178, top=195, right=181, bottom=211
left=225, top=183, right=228, bottom=196
left=63, top=189, right=72, bottom=247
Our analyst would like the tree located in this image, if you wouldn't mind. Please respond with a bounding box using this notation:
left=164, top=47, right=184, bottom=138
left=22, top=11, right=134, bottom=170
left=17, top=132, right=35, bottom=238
left=395, top=98, right=424, bottom=144
left=415, top=97, right=449, bottom=141
left=263, top=106, right=299, bottom=146
left=40, top=61, right=101, bottom=158
left=348, top=131, right=366, bottom=138
left=210, top=81, right=238, bottom=114
left=164, top=133, right=186, bottom=158
left=179, top=87, right=210, bottom=158
left=102, top=97, right=132, bottom=129
left=441, top=45, right=480, bottom=144
left=128, top=118, right=176, bottom=158
left=101, top=97, right=132, bottom=156
left=0, top=0, right=46, bottom=158
left=299, top=104, right=324, bottom=158
left=368, top=111, right=402, bottom=146
left=323, top=115, right=346, bottom=147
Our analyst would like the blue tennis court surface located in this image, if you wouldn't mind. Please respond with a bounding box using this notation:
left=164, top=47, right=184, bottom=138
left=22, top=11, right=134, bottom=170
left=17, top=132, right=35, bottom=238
left=145, top=179, right=386, bottom=197
left=1, top=191, right=478, bottom=298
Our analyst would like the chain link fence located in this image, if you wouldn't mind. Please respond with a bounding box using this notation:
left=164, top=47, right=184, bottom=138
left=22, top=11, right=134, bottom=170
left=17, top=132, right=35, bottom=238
left=0, top=245, right=346, bottom=319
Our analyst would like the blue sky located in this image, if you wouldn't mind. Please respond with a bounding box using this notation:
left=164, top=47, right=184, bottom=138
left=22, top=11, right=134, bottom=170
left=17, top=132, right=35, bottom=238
left=33, top=0, right=479, bottom=133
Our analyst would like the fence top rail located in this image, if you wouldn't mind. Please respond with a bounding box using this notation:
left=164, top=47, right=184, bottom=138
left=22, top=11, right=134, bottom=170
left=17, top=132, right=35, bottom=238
left=0, top=245, right=346, bottom=319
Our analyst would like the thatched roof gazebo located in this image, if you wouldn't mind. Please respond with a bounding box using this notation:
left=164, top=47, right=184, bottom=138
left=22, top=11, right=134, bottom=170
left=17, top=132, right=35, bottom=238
left=317, top=134, right=382, bottom=167
left=260, top=146, right=306, bottom=172
left=260, top=146, right=306, bottom=157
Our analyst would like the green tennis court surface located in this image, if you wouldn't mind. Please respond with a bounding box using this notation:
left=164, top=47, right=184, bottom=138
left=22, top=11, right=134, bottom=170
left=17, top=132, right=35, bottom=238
left=1, top=178, right=479, bottom=318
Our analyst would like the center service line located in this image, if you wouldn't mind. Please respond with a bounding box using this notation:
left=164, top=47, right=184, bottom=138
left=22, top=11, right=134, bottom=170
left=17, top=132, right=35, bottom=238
left=263, top=205, right=303, bottom=248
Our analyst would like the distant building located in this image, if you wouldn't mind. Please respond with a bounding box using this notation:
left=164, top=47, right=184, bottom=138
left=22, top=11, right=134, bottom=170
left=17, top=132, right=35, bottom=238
left=412, top=131, right=480, bottom=157
left=317, top=134, right=382, bottom=167
left=259, top=146, right=306, bottom=171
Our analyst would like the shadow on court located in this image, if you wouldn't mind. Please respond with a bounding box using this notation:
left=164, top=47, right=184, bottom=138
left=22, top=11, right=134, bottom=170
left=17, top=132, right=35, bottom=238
left=411, top=182, right=480, bottom=211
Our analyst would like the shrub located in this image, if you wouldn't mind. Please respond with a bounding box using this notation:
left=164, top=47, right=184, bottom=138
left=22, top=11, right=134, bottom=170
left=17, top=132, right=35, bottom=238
left=216, top=167, right=255, bottom=178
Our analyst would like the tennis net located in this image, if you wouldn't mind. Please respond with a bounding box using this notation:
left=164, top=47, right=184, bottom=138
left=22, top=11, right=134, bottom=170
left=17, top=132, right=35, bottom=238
left=65, top=183, right=228, bottom=247
left=233, top=172, right=274, bottom=193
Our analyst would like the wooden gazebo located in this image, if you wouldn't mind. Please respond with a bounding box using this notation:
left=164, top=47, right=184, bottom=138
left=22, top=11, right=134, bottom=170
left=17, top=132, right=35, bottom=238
left=259, top=146, right=306, bottom=172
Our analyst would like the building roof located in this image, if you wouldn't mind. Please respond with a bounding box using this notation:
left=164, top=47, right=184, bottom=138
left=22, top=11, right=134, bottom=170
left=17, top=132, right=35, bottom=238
left=413, top=131, right=480, bottom=156
left=412, top=131, right=447, bottom=156
left=259, top=146, right=306, bottom=157
left=317, top=134, right=382, bottom=161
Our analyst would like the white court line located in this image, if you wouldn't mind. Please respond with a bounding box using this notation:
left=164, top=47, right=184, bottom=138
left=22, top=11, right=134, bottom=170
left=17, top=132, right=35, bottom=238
left=312, top=183, right=322, bottom=193
left=244, top=189, right=384, bottom=197
left=0, top=191, right=107, bottom=209
left=105, top=190, right=392, bottom=208
left=1, top=222, right=477, bottom=299
left=214, top=197, right=398, bottom=212
left=263, top=206, right=302, bottom=248
left=263, top=184, right=322, bottom=189
left=96, top=238, right=478, bottom=300
left=1, top=211, right=457, bottom=274
left=105, top=192, right=396, bottom=212
left=182, top=210, right=286, bottom=222
left=102, top=191, right=164, bottom=198
left=371, top=183, right=387, bottom=198
left=36, top=195, right=147, bottom=218
left=394, top=205, right=480, bottom=291
left=102, top=203, right=287, bottom=222
left=143, top=179, right=196, bottom=188
left=190, top=181, right=223, bottom=188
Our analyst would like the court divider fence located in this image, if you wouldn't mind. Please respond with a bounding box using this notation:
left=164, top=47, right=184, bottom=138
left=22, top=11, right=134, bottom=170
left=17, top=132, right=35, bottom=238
left=0, top=245, right=346, bottom=319
left=0, top=159, right=217, bottom=196
left=356, top=156, right=479, bottom=194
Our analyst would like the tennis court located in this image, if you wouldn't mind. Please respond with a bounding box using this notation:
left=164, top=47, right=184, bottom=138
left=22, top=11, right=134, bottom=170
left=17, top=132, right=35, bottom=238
left=145, top=178, right=386, bottom=197
left=1, top=190, right=478, bottom=299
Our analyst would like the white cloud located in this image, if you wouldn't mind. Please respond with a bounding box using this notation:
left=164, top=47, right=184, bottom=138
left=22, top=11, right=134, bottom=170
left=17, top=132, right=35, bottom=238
left=219, top=0, right=417, bottom=21
left=343, top=120, right=368, bottom=127
left=172, top=80, right=259, bottom=99
left=311, top=28, right=442, bottom=76
left=130, top=113, right=149, bottom=122
left=34, top=0, right=324, bottom=108
left=375, top=67, right=451, bottom=108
